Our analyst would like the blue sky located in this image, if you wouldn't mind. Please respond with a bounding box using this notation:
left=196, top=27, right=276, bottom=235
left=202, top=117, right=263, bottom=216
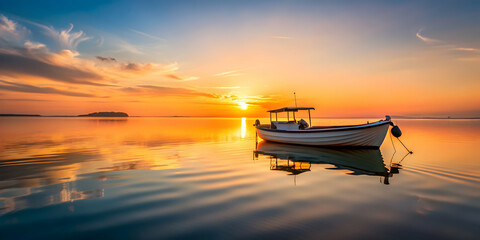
left=3, top=0, right=478, bottom=59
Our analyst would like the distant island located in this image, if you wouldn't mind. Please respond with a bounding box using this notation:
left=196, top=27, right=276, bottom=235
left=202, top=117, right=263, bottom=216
left=78, top=112, right=129, bottom=117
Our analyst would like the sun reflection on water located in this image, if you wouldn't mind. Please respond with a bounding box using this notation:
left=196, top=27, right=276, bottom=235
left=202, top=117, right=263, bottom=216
left=241, top=117, right=246, bottom=139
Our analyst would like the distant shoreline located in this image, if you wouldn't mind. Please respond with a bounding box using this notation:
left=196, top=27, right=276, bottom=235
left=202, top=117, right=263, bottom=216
left=1, top=114, right=479, bottom=119
left=0, top=112, right=128, bottom=117
left=0, top=114, right=42, bottom=117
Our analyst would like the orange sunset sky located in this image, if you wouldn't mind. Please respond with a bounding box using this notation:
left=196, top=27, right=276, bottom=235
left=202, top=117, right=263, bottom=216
left=0, top=1, right=479, bottom=117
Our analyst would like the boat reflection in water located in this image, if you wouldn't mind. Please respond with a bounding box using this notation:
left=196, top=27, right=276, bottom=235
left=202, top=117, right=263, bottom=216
left=254, top=141, right=403, bottom=184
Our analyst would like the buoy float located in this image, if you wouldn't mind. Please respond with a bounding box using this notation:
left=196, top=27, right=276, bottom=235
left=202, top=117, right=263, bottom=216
left=391, top=125, right=402, bottom=138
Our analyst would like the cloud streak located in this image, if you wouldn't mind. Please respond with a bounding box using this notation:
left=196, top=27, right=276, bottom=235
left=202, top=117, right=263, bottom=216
left=115, top=39, right=143, bottom=54
left=453, top=47, right=480, bottom=54
left=0, top=15, right=28, bottom=47
left=21, top=18, right=91, bottom=51
left=0, top=16, right=193, bottom=89
left=123, top=85, right=216, bottom=98
left=96, top=56, right=116, bottom=62
left=416, top=28, right=480, bottom=58
left=0, top=15, right=16, bottom=33
left=0, top=52, right=106, bottom=86
left=49, top=23, right=92, bottom=50
left=165, top=74, right=199, bottom=81
left=0, top=98, right=50, bottom=102
left=208, top=86, right=242, bottom=89
left=214, top=70, right=241, bottom=77
left=0, top=79, right=99, bottom=97
left=270, top=35, right=293, bottom=40
left=416, top=29, right=440, bottom=43
left=130, top=29, right=165, bottom=41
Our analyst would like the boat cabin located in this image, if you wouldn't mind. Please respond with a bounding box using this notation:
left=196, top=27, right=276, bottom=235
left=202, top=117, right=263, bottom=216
left=267, top=107, right=314, bottom=130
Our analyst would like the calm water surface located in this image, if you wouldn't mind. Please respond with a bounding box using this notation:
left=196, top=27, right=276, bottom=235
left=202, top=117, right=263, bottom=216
left=0, top=117, right=479, bottom=239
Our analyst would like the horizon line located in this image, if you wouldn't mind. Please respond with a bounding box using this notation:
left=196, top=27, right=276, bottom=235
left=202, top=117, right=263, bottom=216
left=1, top=114, right=479, bottom=120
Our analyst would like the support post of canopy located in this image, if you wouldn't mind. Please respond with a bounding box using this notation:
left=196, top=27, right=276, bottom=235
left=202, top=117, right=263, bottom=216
left=293, top=112, right=296, bottom=122
left=270, top=112, right=272, bottom=123
left=287, top=112, right=289, bottom=121
left=308, top=109, right=311, bottom=126
left=276, top=113, right=278, bottom=121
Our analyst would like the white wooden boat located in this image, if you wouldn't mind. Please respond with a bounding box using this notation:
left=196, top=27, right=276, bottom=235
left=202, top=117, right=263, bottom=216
left=254, top=107, right=393, bottom=148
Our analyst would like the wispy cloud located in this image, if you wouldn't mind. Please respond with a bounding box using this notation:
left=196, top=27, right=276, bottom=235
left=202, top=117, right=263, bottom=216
left=0, top=51, right=106, bottom=86
left=453, top=47, right=480, bottom=54
left=0, top=16, right=195, bottom=92
left=18, top=16, right=147, bottom=55
left=24, top=40, right=46, bottom=49
left=122, top=62, right=153, bottom=71
left=51, top=23, right=91, bottom=50
left=115, top=39, right=143, bottom=54
left=188, top=93, right=286, bottom=111
left=96, top=56, right=117, bottom=62
left=0, top=98, right=50, bottom=102
left=214, top=70, right=241, bottom=77
left=130, top=29, right=165, bottom=41
left=165, top=74, right=199, bottom=81
left=270, top=35, right=293, bottom=40
left=121, top=86, right=276, bottom=108
left=208, top=86, right=242, bottom=89
left=118, top=62, right=178, bottom=76
left=96, top=36, right=104, bottom=47
left=416, top=28, right=480, bottom=59
left=24, top=21, right=92, bottom=51
left=0, top=15, right=16, bottom=33
left=416, top=29, right=441, bottom=44
left=214, top=94, right=275, bottom=106
left=0, top=79, right=100, bottom=97
left=0, top=15, right=28, bottom=47
left=128, top=85, right=215, bottom=98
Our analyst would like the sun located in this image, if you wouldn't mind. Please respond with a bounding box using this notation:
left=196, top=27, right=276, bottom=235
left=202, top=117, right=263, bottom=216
left=238, top=102, right=248, bottom=110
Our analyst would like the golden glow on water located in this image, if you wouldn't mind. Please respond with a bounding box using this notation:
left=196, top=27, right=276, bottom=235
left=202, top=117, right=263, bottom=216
left=1, top=118, right=479, bottom=188
left=0, top=117, right=479, bottom=239
left=241, top=117, right=246, bottom=139
left=0, top=118, right=478, bottom=185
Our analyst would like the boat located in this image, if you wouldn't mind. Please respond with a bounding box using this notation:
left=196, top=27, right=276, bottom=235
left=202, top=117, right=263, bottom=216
left=254, top=107, right=396, bottom=148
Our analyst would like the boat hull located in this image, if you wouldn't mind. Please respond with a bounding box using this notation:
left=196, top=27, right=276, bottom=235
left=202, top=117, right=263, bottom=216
left=256, top=121, right=391, bottom=148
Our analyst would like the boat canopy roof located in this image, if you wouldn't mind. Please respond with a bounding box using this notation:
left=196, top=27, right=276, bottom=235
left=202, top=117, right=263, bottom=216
left=267, top=107, right=315, bottom=113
